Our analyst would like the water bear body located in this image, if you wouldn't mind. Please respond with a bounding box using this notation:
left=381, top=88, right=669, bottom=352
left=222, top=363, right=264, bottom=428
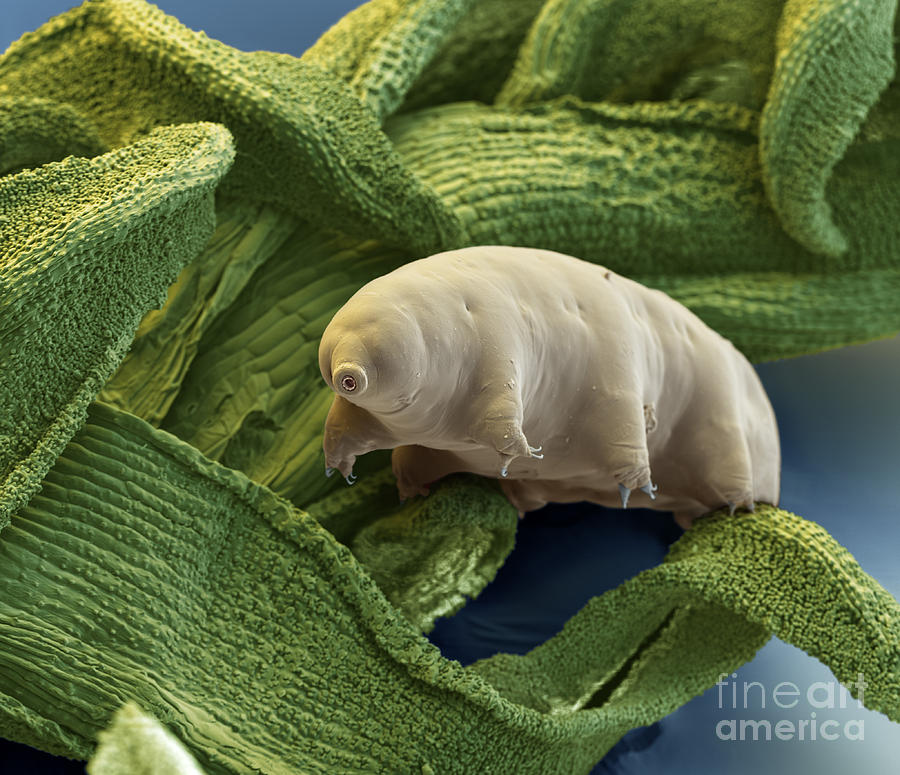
left=318, top=245, right=780, bottom=527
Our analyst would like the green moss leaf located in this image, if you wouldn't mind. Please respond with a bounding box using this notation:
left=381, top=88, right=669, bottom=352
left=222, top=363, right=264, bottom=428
left=0, top=121, right=234, bottom=530
left=0, top=97, right=107, bottom=177
left=302, top=0, right=477, bottom=121
left=760, top=0, right=898, bottom=257
left=1, top=0, right=899, bottom=771
left=0, top=0, right=462, bottom=254
left=0, top=404, right=895, bottom=772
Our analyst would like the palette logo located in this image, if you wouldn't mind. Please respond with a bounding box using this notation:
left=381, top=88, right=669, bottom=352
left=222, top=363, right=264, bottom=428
left=714, top=672, right=867, bottom=742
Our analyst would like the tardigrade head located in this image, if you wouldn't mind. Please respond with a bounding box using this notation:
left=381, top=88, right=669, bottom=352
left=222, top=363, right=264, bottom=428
left=318, top=290, right=427, bottom=415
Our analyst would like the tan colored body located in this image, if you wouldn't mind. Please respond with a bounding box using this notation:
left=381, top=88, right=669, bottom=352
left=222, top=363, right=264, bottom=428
left=319, top=246, right=780, bottom=527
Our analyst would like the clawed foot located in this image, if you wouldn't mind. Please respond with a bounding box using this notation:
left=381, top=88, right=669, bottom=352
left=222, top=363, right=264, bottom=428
left=618, top=479, right=658, bottom=508
left=641, top=482, right=658, bottom=499
left=497, top=442, right=544, bottom=477
left=470, top=415, right=544, bottom=478
left=324, top=465, right=358, bottom=485
left=675, top=500, right=756, bottom=530
left=726, top=499, right=755, bottom=516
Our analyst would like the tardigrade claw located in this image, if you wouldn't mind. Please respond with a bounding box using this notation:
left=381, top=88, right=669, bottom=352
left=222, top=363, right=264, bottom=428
left=325, top=467, right=335, bottom=478
left=345, top=473, right=358, bottom=485
left=640, top=481, right=658, bottom=500
left=500, top=466, right=509, bottom=478
left=618, top=482, right=631, bottom=508
left=528, top=444, right=544, bottom=459
left=727, top=501, right=736, bottom=516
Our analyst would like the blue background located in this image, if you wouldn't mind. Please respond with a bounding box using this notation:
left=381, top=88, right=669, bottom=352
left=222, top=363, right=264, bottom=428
left=3, top=2, right=899, bottom=773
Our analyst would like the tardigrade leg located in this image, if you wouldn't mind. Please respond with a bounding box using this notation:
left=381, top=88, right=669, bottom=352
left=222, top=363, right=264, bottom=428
left=391, top=445, right=467, bottom=500
left=463, top=365, right=543, bottom=477
left=583, top=388, right=656, bottom=506
left=662, top=371, right=759, bottom=528
left=323, top=395, right=395, bottom=482
left=673, top=412, right=756, bottom=518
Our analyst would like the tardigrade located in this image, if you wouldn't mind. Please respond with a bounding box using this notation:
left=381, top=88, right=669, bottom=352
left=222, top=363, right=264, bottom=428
left=318, top=246, right=780, bottom=528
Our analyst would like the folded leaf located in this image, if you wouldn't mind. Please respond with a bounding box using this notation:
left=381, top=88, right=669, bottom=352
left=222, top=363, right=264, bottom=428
left=0, top=0, right=462, bottom=253
left=760, top=0, right=897, bottom=257
left=494, top=0, right=899, bottom=260
left=0, top=121, right=234, bottom=530
left=0, top=97, right=106, bottom=176
left=400, top=0, right=547, bottom=112
left=306, top=468, right=518, bottom=633
left=387, top=98, right=900, bottom=359
left=100, top=201, right=298, bottom=425
left=495, top=0, right=783, bottom=108
left=160, top=226, right=409, bottom=504
left=0, top=402, right=895, bottom=773
left=302, top=0, right=476, bottom=120
left=636, top=266, right=900, bottom=363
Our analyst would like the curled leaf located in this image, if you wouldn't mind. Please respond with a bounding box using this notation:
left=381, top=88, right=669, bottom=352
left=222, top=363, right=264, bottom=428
left=100, top=201, right=299, bottom=425
left=760, top=0, right=898, bottom=257
left=0, top=403, right=895, bottom=771
left=400, top=0, right=547, bottom=111
left=0, top=122, right=234, bottom=529
left=0, top=0, right=462, bottom=253
left=0, top=97, right=106, bottom=176
left=303, top=0, right=477, bottom=120
left=160, top=227, right=409, bottom=503
left=495, top=0, right=784, bottom=108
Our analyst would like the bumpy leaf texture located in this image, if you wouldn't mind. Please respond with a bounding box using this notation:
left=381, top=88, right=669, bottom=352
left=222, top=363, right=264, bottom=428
left=0, top=0, right=898, bottom=772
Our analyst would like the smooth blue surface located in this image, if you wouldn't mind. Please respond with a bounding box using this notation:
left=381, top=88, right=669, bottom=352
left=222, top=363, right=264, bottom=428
left=3, top=2, right=899, bottom=774
left=2, top=0, right=348, bottom=59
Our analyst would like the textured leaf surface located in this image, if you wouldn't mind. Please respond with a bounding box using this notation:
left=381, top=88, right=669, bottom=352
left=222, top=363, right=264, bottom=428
left=495, top=0, right=784, bottom=108
left=0, top=121, right=234, bottom=530
left=160, top=226, right=410, bottom=503
left=495, top=0, right=900, bottom=259
left=760, top=0, right=898, bottom=257
left=1, top=0, right=900, bottom=771
left=306, top=468, right=518, bottom=633
left=99, top=201, right=298, bottom=425
left=0, top=0, right=462, bottom=254
left=0, top=96, right=106, bottom=176
left=399, top=0, right=547, bottom=111
left=0, top=403, right=896, bottom=773
left=302, top=0, right=476, bottom=120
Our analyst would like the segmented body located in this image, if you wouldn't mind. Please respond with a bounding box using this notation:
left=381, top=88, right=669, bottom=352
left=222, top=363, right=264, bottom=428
left=319, top=245, right=780, bottom=527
